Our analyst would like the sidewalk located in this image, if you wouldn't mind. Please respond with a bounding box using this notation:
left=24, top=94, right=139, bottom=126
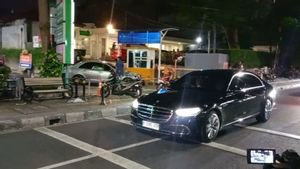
left=0, top=86, right=155, bottom=132
left=0, top=80, right=299, bottom=132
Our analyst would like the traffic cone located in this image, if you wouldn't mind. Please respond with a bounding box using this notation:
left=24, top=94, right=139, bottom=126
left=97, top=80, right=102, bottom=97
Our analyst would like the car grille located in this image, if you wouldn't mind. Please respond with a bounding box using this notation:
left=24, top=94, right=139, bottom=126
left=137, top=103, right=173, bottom=123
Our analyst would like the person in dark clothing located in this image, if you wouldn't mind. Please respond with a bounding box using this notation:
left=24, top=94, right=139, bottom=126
left=116, top=57, right=124, bottom=77
left=0, top=56, right=11, bottom=89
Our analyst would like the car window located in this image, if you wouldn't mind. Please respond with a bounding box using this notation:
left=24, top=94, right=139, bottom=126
left=103, top=64, right=113, bottom=71
left=229, top=73, right=263, bottom=90
left=79, top=62, right=96, bottom=69
left=228, top=77, right=246, bottom=91
left=171, top=72, right=230, bottom=92
left=241, top=74, right=263, bottom=88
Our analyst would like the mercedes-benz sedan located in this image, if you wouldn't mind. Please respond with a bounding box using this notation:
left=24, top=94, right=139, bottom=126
left=131, top=69, right=276, bottom=142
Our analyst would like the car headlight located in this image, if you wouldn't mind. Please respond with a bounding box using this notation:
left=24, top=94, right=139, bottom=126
left=132, top=99, right=139, bottom=109
left=175, top=107, right=201, bottom=117
left=268, top=89, right=277, bottom=99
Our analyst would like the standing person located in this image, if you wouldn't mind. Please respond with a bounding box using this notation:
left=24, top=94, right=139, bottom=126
left=116, top=56, right=124, bottom=77
left=0, top=55, right=11, bottom=87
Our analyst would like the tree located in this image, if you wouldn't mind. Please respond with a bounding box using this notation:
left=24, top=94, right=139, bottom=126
left=38, top=0, right=50, bottom=52
left=157, top=0, right=274, bottom=49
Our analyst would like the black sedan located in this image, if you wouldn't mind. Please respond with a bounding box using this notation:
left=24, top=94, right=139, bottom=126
left=131, top=69, right=276, bottom=142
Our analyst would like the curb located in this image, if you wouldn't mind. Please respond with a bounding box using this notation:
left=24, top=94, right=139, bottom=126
left=0, top=104, right=132, bottom=133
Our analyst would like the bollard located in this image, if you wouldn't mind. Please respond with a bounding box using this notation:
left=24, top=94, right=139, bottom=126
left=82, top=80, right=86, bottom=100
left=74, top=78, right=79, bottom=98
left=100, top=82, right=106, bottom=105
left=97, top=80, right=102, bottom=97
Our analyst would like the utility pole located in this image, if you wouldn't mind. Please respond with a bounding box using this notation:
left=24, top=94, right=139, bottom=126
left=109, top=0, right=115, bottom=24
left=38, top=0, right=50, bottom=52
left=207, top=31, right=211, bottom=53
left=158, top=28, right=178, bottom=81
left=213, top=23, right=217, bottom=53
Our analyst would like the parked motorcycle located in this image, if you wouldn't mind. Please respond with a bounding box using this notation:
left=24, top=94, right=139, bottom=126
left=156, top=76, right=178, bottom=91
left=102, top=77, right=143, bottom=98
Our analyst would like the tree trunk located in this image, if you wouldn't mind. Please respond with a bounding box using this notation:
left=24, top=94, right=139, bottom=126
left=213, top=23, right=217, bottom=53
left=227, top=28, right=240, bottom=49
left=233, top=28, right=239, bottom=49
left=38, top=0, right=50, bottom=52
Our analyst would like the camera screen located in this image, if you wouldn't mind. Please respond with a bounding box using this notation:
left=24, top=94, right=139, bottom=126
left=247, top=149, right=275, bottom=164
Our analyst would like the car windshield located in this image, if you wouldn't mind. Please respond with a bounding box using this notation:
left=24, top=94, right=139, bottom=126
left=170, top=71, right=231, bottom=92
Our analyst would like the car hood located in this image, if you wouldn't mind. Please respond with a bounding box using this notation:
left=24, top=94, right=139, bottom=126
left=139, top=89, right=224, bottom=110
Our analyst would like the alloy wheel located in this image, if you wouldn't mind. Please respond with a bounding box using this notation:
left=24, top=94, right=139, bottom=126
left=264, top=99, right=272, bottom=119
left=206, top=113, right=220, bottom=140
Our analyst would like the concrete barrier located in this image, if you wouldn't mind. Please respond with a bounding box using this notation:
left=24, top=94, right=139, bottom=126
left=66, top=112, right=85, bottom=123
left=21, top=117, right=45, bottom=129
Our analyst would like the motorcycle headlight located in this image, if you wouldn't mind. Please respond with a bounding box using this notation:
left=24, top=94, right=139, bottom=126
left=132, top=99, right=139, bottom=109
left=268, top=89, right=277, bottom=99
left=175, top=107, right=201, bottom=117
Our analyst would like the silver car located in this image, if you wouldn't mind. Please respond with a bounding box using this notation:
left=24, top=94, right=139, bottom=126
left=66, top=60, right=141, bottom=84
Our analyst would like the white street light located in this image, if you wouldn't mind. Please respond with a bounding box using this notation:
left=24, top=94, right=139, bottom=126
left=107, top=0, right=116, bottom=34
left=196, top=36, right=202, bottom=43
left=106, top=23, right=115, bottom=34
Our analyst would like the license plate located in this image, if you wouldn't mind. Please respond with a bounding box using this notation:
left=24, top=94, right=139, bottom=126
left=142, top=121, right=159, bottom=130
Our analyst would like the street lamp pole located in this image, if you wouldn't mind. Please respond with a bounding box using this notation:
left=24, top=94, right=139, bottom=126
left=109, top=0, right=115, bottom=24
left=157, top=28, right=179, bottom=82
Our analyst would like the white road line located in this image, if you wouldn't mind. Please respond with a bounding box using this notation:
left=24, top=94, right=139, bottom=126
left=35, top=127, right=150, bottom=169
left=105, top=117, right=133, bottom=125
left=110, top=138, right=162, bottom=153
left=110, top=117, right=248, bottom=157
left=235, top=124, right=300, bottom=140
left=201, top=142, right=246, bottom=156
left=37, top=154, right=97, bottom=169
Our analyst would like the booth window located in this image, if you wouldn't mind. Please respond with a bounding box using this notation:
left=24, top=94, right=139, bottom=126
left=128, top=51, right=134, bottom=67
left=134, top=51, right=147, bottom=68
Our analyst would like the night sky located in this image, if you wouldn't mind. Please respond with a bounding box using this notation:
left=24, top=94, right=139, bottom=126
left=0, top=0, right=38, bottom=22
left=0, top=0, right=167, bottom=27
left=0, top=0, right=197, bottom=38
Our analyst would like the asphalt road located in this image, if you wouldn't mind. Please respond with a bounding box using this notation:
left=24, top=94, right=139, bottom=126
left=1, top=88, right=300, bottom=169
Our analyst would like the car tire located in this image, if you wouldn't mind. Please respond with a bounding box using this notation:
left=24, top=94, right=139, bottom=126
left=256, top=98, right=272, bottom=122
left=72, top=75, right=85, bottom=83
left=200, top=111, right=221, bottom=143
left=130, top=86, right=142, bottom=98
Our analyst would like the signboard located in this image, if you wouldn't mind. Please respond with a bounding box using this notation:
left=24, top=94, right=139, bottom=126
left=118, top=31, right=161, bottom=44
left=56, top=2, right=64, bottom=24
left=55, top=23, right=65, bottom=44
left=54, top=0, right=74, bottom=64
left=33, top=36, right=42, bottom=48
left=19, top=54, right=32, bottom=69
left=56, top=44, right=64, bottom=62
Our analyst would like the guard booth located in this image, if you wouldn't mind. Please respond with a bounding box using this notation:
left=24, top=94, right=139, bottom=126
left=126, top=46, right=156, bottom=82
left=118, top=31, right=161, bottom=83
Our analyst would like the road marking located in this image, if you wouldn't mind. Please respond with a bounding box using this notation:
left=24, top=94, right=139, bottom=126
left=37, top=154, right=97, bottom=169
left=105, top=117, right=133, bottom=125
left=35, top=127, right=150, bottom=169
left=201, top=142, right=246, bottom=156
left=235, top=124, right=300, bottom=140
left=110, top=138, right=162, bottom=153
left=109, top=117, right=248, bottom=157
